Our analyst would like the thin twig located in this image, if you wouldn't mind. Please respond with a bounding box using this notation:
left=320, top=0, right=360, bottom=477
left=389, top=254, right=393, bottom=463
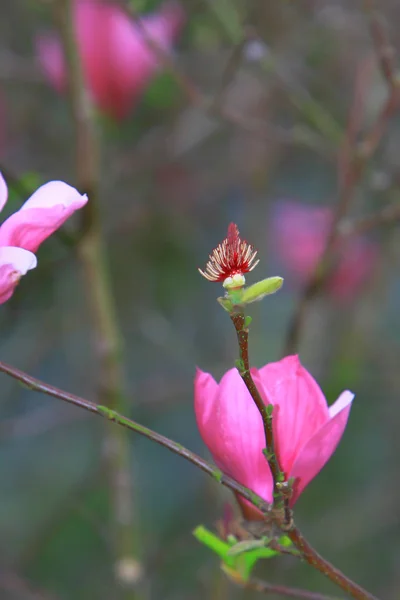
left=230, top=573, right=342, bottom=600
left=338, top=200, right=400, bottom=237
left=56, top=0, right=141, bottom=593
left=0, top=359, right=380, bottom=600
left=282, top=8, right=400, bottom=356
left=121, top=0, right=323, bottom=150
left=286, top=526, right=379, bottom=600
left=229, top=311, right=288, bottom=517
left=0, top=360, right=271, bottom=515
left=363, top=0, right=397, bottom=87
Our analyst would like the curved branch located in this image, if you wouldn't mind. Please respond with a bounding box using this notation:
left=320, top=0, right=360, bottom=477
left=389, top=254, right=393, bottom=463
left=0, top=360, right=270, bottom=515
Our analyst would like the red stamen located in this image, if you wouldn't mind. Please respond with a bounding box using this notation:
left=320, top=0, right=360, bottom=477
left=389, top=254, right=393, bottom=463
left=198, top=223, right=259, bottom=283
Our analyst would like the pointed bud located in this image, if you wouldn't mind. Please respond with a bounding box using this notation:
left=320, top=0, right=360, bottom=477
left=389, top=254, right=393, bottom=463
left=240, top=277, right=283, bottom=304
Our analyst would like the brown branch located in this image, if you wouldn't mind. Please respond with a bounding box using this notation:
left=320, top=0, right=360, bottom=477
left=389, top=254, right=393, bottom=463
left=231, top=574, right=342, bottom=600
left=56, top=0, right=141, bottom=592
left=363, top=0, right=397, bottom=87
left=230, top=311, right=287, bottom=516
left=0, top=360, right=271, bottom=515
left=282, top=9, right=400, bottom=356
left=286, top=527, right=379, bottom=600
left=338, top=200, right=400, bottom=237
left=121, top=1, right=323, bottom=149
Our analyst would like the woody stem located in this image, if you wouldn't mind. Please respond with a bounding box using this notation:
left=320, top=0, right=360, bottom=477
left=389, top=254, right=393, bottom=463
left=230, top=309, right=285, bottom=509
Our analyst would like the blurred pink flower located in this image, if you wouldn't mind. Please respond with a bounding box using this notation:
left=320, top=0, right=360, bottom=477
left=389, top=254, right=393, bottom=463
left=271, top=200, right=378, bottom=302
left=37, top=0, right=185, bottom=121
left=0, top=172, right=87, bottom=304
left=195, top=355, right=353, bottom=520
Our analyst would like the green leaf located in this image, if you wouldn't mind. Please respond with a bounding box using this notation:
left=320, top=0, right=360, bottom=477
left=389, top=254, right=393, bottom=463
left=241, top=277, right=284, bottom=304
left=193, top=526, right=293, bottom=582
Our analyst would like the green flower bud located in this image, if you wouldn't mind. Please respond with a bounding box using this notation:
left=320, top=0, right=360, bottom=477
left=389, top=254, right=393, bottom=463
left=241, top=277, right=283, bottom=304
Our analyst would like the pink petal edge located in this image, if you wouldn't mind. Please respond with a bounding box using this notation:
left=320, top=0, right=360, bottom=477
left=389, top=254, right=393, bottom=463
left=289, top=390, right=354, bottom=505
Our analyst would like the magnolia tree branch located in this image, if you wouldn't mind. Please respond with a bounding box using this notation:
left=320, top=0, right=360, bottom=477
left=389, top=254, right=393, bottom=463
left=229, top=311, right=285, bottom=507
left=231, top=574, right=343, bottom=600
left=0, top=360, right=380, bottom=600
left=122, top=0, right=323, bottom=151
left=56, top=0, right=141, bottom=592
left=0, top=360, right=270, bottom=515
left=283, top=4, right=400, bottom=357
left=286, top=528, right=379, bottom=600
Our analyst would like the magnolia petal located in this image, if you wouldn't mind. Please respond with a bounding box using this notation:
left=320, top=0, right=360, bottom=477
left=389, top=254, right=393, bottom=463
left=0, top=246, right=37, bottom=304
left=255, top=355, right=329, bottom=475
left=20, top=181, right=87, bottom=211
left=289, top=391, right=354, bottom=505
left=194, top=367, right=274, bottom=507
left=0, top=172, right=8, bottom=213
left=0, top=182, right=87, bottom=253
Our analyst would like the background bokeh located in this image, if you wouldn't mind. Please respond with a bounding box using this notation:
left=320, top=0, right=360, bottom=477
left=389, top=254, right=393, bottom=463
left=0, top=1, right=399, bottom=598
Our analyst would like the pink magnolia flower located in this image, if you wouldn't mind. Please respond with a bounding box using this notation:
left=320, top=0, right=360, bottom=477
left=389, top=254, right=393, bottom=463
left=37, top=0, right=185, bottom=121
left=0, top=172, right=87, bottom=304
left=195, top=355, right=353, bottom=520
left=271, top=200, right=378, bottom=302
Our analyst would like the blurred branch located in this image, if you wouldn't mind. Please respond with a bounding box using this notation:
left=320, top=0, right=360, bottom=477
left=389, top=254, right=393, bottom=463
left=0, top=359, right=271, bottom=515
left=0, top=51, right=44, bottom=83
left=122, top=1, right=326, bottom=151
left=200, top=0, right=343, bottom=146
left=229, top=573, right=342, bottom=600
left=338, top=200, right=400, bottom=237
left=56, top=0, right=142, bottom=593
left=282, top=6, right=400, bottom=356
left=0, top=570, right=59, bottom=600
left=363, top=0, right=397, bottom=87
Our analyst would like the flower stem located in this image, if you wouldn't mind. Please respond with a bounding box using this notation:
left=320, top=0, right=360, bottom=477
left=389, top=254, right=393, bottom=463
left=56, top=0, right=142, bottom=593
left=0, top=359, right=380, bottom=600
left=0, top=359, right=271, bottom=516
left=287, top=526, right=379, bottom=600
left=230, top=310, right=286, bottom=509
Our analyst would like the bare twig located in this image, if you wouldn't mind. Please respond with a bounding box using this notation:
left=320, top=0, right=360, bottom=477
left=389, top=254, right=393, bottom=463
left=0, top=359, right=271, bottom=515
left=286, top=527, right=379, bottom=600
left=229, top=573, right=343, bottom=600
left=56, top=0, right=141, bottom=593
left=338, top=200, right=400, bottom=237
left=363, top=0, right=397, bottom=87
left=230, top=311, right=284, bottom=507
left=121, top=1, right=324, bottom=150
left=283, top=6, right=400, bottom=356
left=0, top=359, right=380, bottom=600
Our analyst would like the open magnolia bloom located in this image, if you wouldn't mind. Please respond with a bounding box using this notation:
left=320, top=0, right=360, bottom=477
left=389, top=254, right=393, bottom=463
left=37, top=0, right=185, bottom=121
left=271, top=200, right=378, bottom=302
left=195, top=355, right=354, bottom=520
left=0, top=172, right=87, bottom=304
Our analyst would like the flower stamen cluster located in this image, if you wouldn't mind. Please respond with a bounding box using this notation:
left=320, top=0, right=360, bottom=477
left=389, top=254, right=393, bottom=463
left=198, top=223, right=259, bottom=288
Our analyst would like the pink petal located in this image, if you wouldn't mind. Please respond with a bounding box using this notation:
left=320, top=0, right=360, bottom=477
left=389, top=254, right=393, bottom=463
left=255, top=355, right=329, bottom=475
left=289, top=390, right=354, bottom=505
left=194, top=367, right=273, bottom=507
left=36, top=34, right=67, bottom=93
left=20, top=180, right=87, bottom=211
left=0, top=246, right=37, bottom=304
left=0, top=181, right=87, bottom=253
left=0, top=172, right=7, bottom=213
left=36, top=0, right=185, bottom=121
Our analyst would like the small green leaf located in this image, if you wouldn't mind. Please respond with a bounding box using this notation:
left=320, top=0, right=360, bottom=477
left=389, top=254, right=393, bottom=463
left=235, top=358, right=245, bottom=373
left=227, top=537, right=271, bottom=556
left=217, top=296, right=234, bottom=312
left=241, top=277, right=283, bottom=304
left=244, top=316, right=252, bottom=328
